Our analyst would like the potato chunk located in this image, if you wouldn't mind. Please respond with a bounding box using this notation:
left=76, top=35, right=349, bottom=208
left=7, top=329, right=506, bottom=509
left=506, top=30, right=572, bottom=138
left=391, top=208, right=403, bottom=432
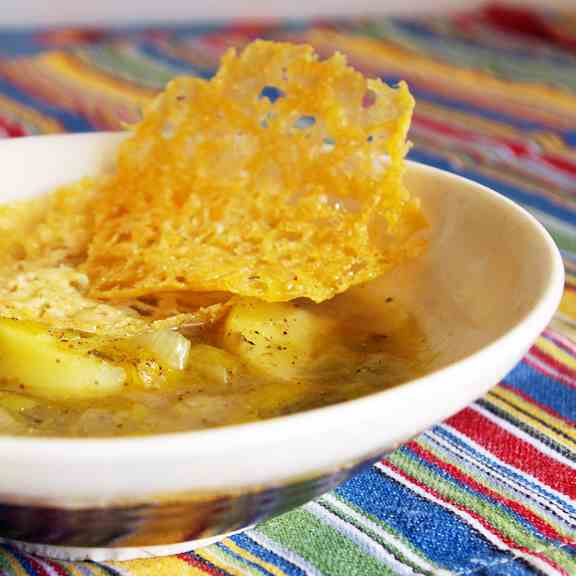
left=221, top=299, right=334, bottom=379
left=0, top=318, right=126, bottom=401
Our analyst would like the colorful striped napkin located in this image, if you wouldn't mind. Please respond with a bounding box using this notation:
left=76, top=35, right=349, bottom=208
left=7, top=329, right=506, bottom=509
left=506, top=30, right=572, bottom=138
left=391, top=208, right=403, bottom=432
left=0, top=4, right=574, bottom=574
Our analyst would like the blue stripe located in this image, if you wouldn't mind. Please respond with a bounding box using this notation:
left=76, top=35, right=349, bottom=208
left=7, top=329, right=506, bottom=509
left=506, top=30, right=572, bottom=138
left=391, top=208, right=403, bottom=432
left=0, top=75, right=93, bottom=133
left=139, top=41, right=215, bottom=79
left=0, top=544, right=36, bottom=575
left=232, top=533, right=306, bottom=576
left=380, top=74, right=575, bottom=141
left=407, top=147, right=576, bottom=226
left=479, top=557, right=548, bottom=576
left=389, top=18, right=576, bottom=67
left=433, top=425, right=576, bottom=518
left=397, top=443, right=560, bottom=547
left=424, top=429, right=576, bottom=534
left=336, top=465, right=517, bottom=573
left=504, top=363, right=576, bottom=425
left=86, top=561, right=124, bottom=576
left=216, top=541, right=278, bottom=576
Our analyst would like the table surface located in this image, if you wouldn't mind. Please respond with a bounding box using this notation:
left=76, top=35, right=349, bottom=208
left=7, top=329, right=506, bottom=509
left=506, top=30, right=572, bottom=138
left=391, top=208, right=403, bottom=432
left=0, top=3, right=574, bottom=575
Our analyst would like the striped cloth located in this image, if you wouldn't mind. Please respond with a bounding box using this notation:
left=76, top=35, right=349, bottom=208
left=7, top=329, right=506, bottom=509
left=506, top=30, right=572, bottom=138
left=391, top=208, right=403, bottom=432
left=0, top=3, right=575, bottom=574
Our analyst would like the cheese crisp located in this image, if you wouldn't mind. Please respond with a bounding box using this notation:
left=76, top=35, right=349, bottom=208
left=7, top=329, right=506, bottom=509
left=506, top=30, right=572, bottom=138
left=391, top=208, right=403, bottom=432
left=0, top=41, right=429, bottom=437
left=83, top=41, right=423, bottom=303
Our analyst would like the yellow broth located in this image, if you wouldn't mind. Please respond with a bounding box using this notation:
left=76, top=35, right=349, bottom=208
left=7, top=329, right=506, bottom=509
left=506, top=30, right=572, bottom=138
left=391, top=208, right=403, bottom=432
left=0, top=285, right=428, bottom=437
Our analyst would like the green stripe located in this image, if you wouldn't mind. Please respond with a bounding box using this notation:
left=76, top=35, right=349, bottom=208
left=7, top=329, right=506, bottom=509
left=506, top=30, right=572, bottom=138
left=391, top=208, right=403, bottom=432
left=76, top=44, right=175, bottom=89
left=359, top=19, right=576, bottom=90
left=202, top=544, right=267, bottom=576
left=418, top=434, right=574, bottom=542
left=260, top=508, right=396, bottom=576
left=389, top=451, right=576, bottom=572
left=319, top=495, right=435, bottom=575
left=547, top=227, right=576, bottom=254
left=0, top=550, right=17, bottom=576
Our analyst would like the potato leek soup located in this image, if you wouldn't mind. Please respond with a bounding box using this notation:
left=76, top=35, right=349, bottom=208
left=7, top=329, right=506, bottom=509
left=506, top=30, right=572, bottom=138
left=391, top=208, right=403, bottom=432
left=0, top=41, right=427, bottom=437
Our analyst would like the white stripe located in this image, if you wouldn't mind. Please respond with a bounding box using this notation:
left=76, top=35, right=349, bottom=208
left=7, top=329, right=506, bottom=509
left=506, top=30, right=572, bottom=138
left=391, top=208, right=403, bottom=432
left=529, top=207, right=576, bottom=238
left=98, top=565, right=131, bottom=576
left=306, top=501, right=420, bottom=575
left=321, top=494, right=450, bottom=575
left=374, top=463, right=563, bottom=576
left=525, top=352, right=576, bottom=389
left=443, top=424, right=576, bottom=516
left=375, top=462, right=510, bottom=550
left=410, top=128, right=576, bottom=190
left=202, top=545, right=263, bottom=575
left=511, top=157, right=576, bottom=189
left=32, top=561, right=62, bottom=576
left=425, top=430, right=576, bottom=529
left=248, top=531, right=324, bottom=576
left=471, top=404, right=576, bottom=471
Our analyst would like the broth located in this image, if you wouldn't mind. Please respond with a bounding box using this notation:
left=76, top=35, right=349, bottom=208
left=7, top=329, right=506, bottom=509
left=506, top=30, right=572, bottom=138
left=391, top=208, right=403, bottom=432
left=0, top=283, right=428, bottom=437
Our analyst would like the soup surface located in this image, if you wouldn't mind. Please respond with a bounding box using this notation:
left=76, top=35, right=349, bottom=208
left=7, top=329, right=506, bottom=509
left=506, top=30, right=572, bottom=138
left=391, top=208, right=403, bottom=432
left=0, top=283, right=428, bottom=437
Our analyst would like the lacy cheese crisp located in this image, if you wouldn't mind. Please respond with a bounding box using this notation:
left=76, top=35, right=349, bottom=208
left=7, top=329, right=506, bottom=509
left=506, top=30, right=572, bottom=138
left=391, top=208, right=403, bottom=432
left=83, top=40, right=423, bottom=303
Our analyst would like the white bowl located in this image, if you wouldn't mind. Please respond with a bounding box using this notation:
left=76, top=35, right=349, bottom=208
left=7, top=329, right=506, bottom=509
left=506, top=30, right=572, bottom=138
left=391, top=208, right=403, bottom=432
left=0, top=133, right=564, bottom=561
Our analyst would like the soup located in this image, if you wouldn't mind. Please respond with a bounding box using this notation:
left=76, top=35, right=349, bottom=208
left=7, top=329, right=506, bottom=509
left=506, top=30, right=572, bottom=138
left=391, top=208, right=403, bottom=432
left=0, top=283, right=427, bottom=437
left=0, top=40, right=427, bottom=437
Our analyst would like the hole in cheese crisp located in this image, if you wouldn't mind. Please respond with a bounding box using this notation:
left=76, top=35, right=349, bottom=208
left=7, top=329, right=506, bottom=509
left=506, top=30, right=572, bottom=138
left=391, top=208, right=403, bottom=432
left=83, top=40, right=424, bottom=304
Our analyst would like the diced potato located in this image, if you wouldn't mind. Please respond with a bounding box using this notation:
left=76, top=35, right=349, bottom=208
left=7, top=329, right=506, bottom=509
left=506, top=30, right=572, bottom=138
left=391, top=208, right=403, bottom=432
left=187, top=344, right=242, bottom=392
left=0, top=318, right=126, bottom=401
left=0, top=406, right=23, bottom=432
left=220, top=299, right=335, bottom=379
left=0, top=392, right=37, bottom=412
left=132, top=329, right=191, bottom=370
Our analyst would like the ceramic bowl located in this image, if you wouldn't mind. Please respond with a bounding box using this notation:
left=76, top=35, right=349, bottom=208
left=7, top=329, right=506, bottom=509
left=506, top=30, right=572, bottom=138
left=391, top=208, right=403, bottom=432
left=0, top=133, right=564, bottom=561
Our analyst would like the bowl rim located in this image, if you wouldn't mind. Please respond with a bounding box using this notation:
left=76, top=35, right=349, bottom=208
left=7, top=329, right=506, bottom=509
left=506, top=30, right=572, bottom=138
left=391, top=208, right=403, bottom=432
left=0, top=132, right=565, bottom=458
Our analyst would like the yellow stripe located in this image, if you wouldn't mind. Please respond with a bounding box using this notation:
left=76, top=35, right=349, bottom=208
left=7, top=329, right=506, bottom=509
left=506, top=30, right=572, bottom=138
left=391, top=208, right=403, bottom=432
left=550, top=317, right=576, bottom=345
left=536, top=334, right=576, bottom=371
left=559, top=292, right=576, bottom=321
left=59, top=564, right=92, bottom=576
left=309, top=30, right=576, bottom=118
left=221, top=538, right=289, bottom=576
left=197, top=547, right=256, bottom=576
left=488, top=390, right=576, bottom=451
left=111, top=556, right=207, bottom=575
left=416, top=100, right=524, bottom=140
left=37, top=52, right=154, bottom=106
left=491, top=386, right=576, bottom=442
left=80, top=565, right=114, bottom=576
left=559, top=286, right=576, bottom=322
left=0, top=93, right=62, bottom=134
left=416, top=100, right=575, bottom=160
left=0, top=550, right=34, bottom=576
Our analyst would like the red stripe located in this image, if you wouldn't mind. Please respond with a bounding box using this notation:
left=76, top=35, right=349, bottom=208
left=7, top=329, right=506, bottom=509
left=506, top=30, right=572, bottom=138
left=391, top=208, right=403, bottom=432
left=543, top=329, right=576, bottom=357
left=339, top=50, right=576, bottom=127
left=412, top=114, right=477, bottom=142
left=413, top=114, right=576, bottom=178
left=0, top=115, right=26, bottom=138
left=45, top=559, right=70, bottom=576
left=498, top=382, right=576, bottom=427
left=382, top=461, right=570, bottom=575
left=525, top=354, right=576, bottom=390
left=447, top=408, right=576, bottom=498
left=409, top=442, right=573, bottom=544
left=178, top=552, right=228, bottom=575
left=542, top=153, right=576, bottom=177
left=20, top=555, right=53, bottom=576
left=530, top=345, right=576, bottom=382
